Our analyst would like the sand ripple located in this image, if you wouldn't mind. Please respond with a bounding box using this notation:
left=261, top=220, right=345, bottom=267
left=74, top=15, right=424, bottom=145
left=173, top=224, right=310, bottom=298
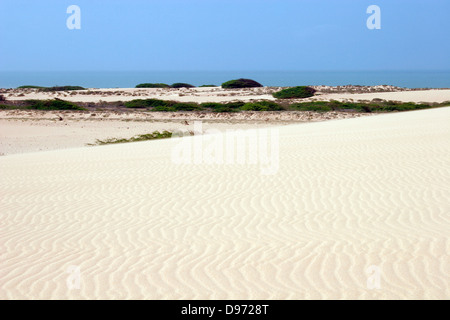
left=1, top=108, right=449, bottom=299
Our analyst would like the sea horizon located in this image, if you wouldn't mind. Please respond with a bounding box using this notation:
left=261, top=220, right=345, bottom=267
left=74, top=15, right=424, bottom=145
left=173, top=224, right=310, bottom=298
left=1, top=70, right=449, bottom=89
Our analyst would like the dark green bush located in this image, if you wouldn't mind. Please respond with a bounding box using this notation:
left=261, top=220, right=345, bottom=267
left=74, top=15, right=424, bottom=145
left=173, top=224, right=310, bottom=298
left=171, top=83, right=196, bottom=88
left=41, top=86, right=86, bottom=92
left=273, top=86, right=316, bottom=99
left=201, top=102, right=223, bottom=109
left=135, top=83, right=170, bottom=88
left=172, top=103, right=202, bottom=111
left=17, top=85, right=46, bottom=89
left=0, top=105, right=16, bottom=109
left=290, top=102, right=332, bottom=112
left=125, top=99, right=173, bottom=108
left=147, top=102, right=202, bottom=112
left=240, top=101, right=283, bottom=111
left=199, top=84, right=218, bottom=88
left=200, top=102, right=240, bottom=113
left=288, top=100, right=434, bottom=113
left=223, top=101, right=246, bottom=109
left=25, top=99, right=86, bottom=110
left=152, top=105, right=176, bottom=112
left=221, top=79, right=263, bottom=89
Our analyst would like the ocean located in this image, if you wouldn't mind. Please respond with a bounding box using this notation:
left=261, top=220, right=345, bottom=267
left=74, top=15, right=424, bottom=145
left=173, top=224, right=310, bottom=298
left=0, top=71, right=449, bottom=89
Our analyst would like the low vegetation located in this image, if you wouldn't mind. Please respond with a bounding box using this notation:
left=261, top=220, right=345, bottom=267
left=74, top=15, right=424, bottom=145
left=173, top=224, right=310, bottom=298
left=285, top=100, right=445, bottom=112
left=17, top=85, right=46, bottom=89
left=221, top=79, right=263, bottom=89
left=199, top=84, right=218, bottom=88
left=88, top=131, right=174, bottom=146
left=240, top=101, right=283, bottom=111
left=200, top=102, right=244, bottom=112
left=125, top=99, right=202, bottom=111
left=124, top=99, right=170, bottom=109
left=273, top=86, right=316, bottom=99
left=1, top=96, right=447, bottom=114
left=17, top=85, right=86, bottom=91
left=135, top=83, right=171, bottom=88
left=171, top=83, right=196, bottom=88
left=25, top=99, right=86, bottom=110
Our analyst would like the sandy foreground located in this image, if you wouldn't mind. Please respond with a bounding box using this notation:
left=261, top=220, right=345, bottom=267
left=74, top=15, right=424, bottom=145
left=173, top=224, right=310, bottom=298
left=0, top=107, right=449, bottom=299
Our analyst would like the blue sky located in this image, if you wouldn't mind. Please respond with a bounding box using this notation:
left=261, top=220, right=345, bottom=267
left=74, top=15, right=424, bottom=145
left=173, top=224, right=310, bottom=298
left=0, top=0, right=449, bottom=71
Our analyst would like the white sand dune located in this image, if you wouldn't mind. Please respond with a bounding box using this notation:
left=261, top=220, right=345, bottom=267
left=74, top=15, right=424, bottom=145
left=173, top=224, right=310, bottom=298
left=1, top=107, right=449, bottom=299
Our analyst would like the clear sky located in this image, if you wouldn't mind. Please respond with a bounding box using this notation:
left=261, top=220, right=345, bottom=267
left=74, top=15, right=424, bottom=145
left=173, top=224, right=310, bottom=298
left=0, top=0, right=449, bottom=71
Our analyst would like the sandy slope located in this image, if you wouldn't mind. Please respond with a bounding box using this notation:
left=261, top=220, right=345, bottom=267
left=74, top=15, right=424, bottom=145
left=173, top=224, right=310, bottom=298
left=1, top=107, right=449, bottom=299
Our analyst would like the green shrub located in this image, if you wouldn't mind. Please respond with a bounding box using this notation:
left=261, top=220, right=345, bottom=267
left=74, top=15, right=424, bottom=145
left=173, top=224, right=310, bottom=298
left=199, top=84, right=218, bottom=87
left=172, top=103, right=202, bottom=111
left=146, top=102, right=202, bottom=111
left=152, top=105, right=176, bottom=112
left=125, top=99, right=171, bottom=108
left=17, top=85, right=46, bottom=89
left=171, top=83, right=196, bottom=88
left=224, top=101, right=246, bottom=109
left=221, top=79, right=263, bottom=89
left=40, top=86, right=86, bottom=92
left=273, top=86, right=316, bottom=99
left=287, top=100, right=434, bottom=113
left=135, top=83, right=171, bottom=88
left=200, top=102, right=240, bottom=113
left=0, top=104, right=16, bottom=109
left=201, top=102, right=223, bottom=109
left=290, top=102, right=332, bottom=112
left=240, top=101, right=283, bottom=111
left=25, top=99, right=86, bottom=110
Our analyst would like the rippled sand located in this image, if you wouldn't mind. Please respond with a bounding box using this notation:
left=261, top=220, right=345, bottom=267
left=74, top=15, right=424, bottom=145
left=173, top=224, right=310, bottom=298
left=1, top=107, right=449, bottom=299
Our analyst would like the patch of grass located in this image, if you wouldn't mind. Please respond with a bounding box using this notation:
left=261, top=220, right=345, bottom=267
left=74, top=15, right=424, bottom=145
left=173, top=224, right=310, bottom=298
left=135, top=83, right=171, bottom=88
left=125, top=99, right=202, bottom=111
left=171, top=102, right=202, bottom=111
left=201, top=102, right=244, bottom=112
left=222, top=78, right=263, bottom=89
left=273, top=86, right=316, bottom=99
left=240, top=101, right=283, bottom=111
left=88, top=131, right=174, bottom=145
left=0, top=104, right=17, bottom=110
left=25, top=99, right=86, bottom=110
left=125, top=99, right=171, bottom=109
